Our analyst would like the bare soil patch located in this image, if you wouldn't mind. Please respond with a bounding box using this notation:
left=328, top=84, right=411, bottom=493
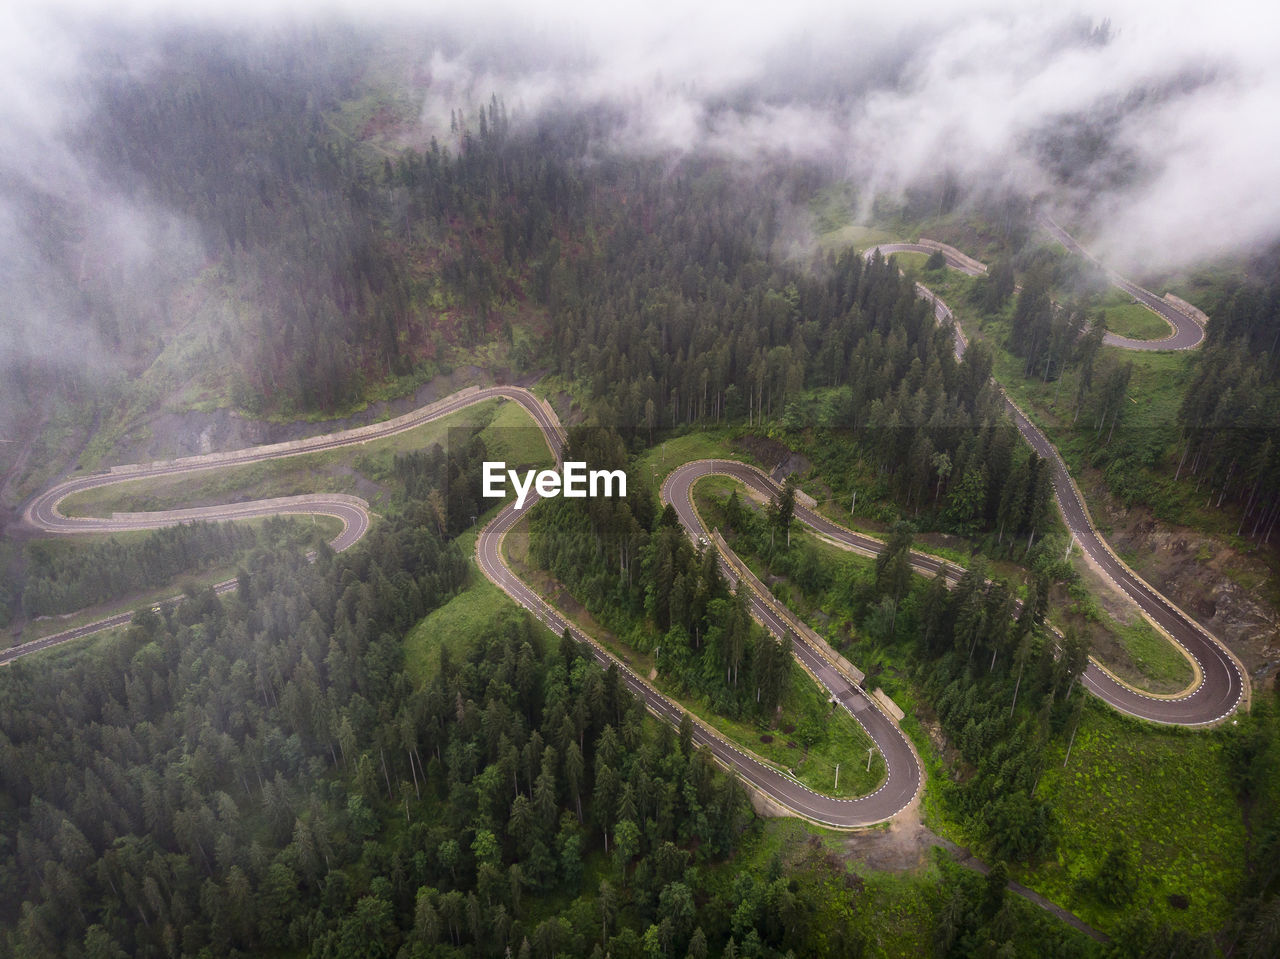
left=1086, top=478, right=1279, bottom=688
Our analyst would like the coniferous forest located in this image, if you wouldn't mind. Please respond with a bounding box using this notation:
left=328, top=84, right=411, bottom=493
left=3, top=16, right=1280, bottom=959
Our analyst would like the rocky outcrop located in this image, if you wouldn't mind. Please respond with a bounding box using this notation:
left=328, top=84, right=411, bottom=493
left=1106, top=504, right=1279, bottom=683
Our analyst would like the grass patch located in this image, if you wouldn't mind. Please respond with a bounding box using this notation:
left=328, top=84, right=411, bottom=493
left=1099, top=298, right=1174, bottom=341
left=633, top=429, right=763, bottom=491
left=728, top=817, right=942, bottom=956
left=62, top=455, right=358, bottom=517
left=23, top=516, right=343, bottom=554
left=403, top=575, right=519, bottom=684
left=851, top=867, right=942, bottom=957
left=681, top=669, right=887, bottom=799
left=1055, top=578, right=1195, bottom=695
left=479, top=399, right=558, bottom=469
left=401, top=491, right=533, bottom=683
left=886, top=250, right=934, bottom=272
left=1110, top=618, right=1195, bottom=691
left=1023, top=700, right=1245, bottom=935
left=820, top=224, right=903, bottom=255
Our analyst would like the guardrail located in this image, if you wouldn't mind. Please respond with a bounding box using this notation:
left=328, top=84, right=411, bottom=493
left=710, top=529, right=867, bottom=688
left=917, top=237, right=989, bottom=275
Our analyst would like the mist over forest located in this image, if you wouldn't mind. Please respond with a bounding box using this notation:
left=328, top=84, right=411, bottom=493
left=3, top=3, right=1280, bottom=958
left=4, top=0, right=1280, bottom=438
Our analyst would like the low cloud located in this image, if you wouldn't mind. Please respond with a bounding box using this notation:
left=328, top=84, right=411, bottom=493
left=392, top=0, right=1280, bottom=271
left=0, top=4, right=203, bottom=432
left=2, top=0, right=1278, bottom=422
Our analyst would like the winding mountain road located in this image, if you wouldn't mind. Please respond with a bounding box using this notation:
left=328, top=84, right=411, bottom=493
left=8, top=225, right=1246, bottom=824
left=877, top=223, right=1206, bottom=351
left=868, top=236, right=1245, bottom=724
left=478, top=456, right=922, bottom=826
left=5, top=386, right=546, bottom=662
left=1038, top=215, right=1206, bottom=351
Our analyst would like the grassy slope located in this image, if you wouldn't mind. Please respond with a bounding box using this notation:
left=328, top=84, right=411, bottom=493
left=480, top=398, right=558, bottom=469
left=682, top=668, right=888, bottom=799
left=60, top=398, right=505, bottom=516
left=404, top=572, right=517, bottom=684
left=1112, top=619, right=1195, bottom=689
left=1025, top=701, right=1245, bottom=935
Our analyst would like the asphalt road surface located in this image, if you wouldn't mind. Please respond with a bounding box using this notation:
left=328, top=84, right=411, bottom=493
left=872, top=229, right=1206, bottom=352
left=670, top=459, right=1243, bottom=726
left=11, top=387, right=551, bottom=662
left=1038, top=215, right=1205, bottom=351
left=478, top=432, right=923, bottom=827
left=868, top=243, right=1245, bottom=724
left=11, top=231, right=1244, bottom=822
